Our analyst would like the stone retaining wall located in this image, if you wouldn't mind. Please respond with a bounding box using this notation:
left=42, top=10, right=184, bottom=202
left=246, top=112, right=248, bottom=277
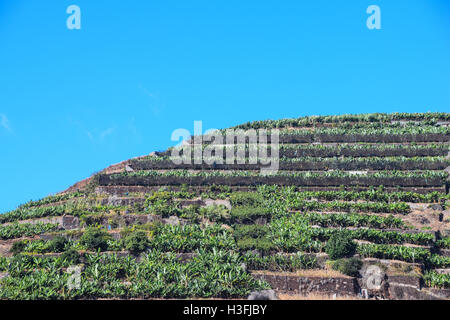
left=251, top=272, right=358, bottom=297
left=130, top=159, right=448, bottom=171
left=439, top=249, right=450, bottom=257
left=98, top=174, right=445, bottom=188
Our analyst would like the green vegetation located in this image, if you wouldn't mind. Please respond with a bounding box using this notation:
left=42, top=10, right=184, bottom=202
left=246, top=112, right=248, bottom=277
left=144, top=191, right=180, bottom=217
left=215, top=124, right=450, bottom=138
left=357, top=243, right=433, bottom=265
left=10, top=241, right=28, bottom=255
left=300, top=212, right=406, bottom=229
left=18, top=192, right=86, bottom=210
left=330, top=258, right=363, bottom=277
left=258, top=185, right=449, bottom=203
left=231, top=206, right=271, bottom=224
left=279, top=143, right=449, bottom=156
left=423, top=271, right=450, bottom=288
left=49, top=236, right=70, bottom=253
left=123, top=231, right=151, bottom=254
left=137, top=155, right=449, bottom=171
left=436, top=237, right=450, bottom=249
left=110, top=169, right=448, bottom=180
left=60, top=249, right=81, bottom=265
left=289, top=200, right=410, bottom=214
left=0, top=257, right=8, bottom=271
left=79, top=227, right=112, bottom=251
left=230, top=192, right=264, bottom=207
left=0, top=223, right=60, bottom=240
left=0, top=250, right=268, bottom=299
left=1, top=112, right=449, bottom=300
left=0, top=203, right=128, bottom=224
left=233, top=112, right=450, bottom=129
left=243, top=252, right=318, bottom=272
left=325, top=233, right=357, bottom=259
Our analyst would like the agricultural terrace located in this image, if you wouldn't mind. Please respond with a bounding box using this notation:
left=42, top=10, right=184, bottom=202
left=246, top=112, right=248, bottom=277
left=1, top=112, right=449, bottom=300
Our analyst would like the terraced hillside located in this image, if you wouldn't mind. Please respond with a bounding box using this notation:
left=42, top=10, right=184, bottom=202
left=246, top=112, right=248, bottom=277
left=1, top=112, right=450, bottom=300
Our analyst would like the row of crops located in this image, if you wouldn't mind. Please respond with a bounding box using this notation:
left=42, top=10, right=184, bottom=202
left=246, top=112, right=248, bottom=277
left=236, top=120, right=450, bottom=130
left=10, top=224, right=236, bottom=253
left=2, top=187, right=448, bottom=225
left=188, top=131, right=449, bottom=145
left=213, top=125, right=450, bottom=137
left=17, top=191, right=87, bottom=210
left=131, top=156, right=450, bottom=171
left=0, top=223, right=60, bottom=240
left=1, top=188, right=450, bottom=298
left=232, top=112, right=450, bottom=129
left=424, top=271, right=450, bottom=289
left=3, top=220, right=447, bottom=266
left=269, top=215, right=434, bottom=251
left=161, top=143, right=449, bottom=159
left=108, top=170, right=448, bottom=179
left=0, top=191, right=436, bottom=254
left=4, top=220, right=445, bottom=268
left=0, top=249, right=268, bottom=299
left=299, top=212, right=406, bottom=229
left=1, top=246, right=448, bottom=300
left=101, top=170, right=448, bottom=188
left=257, top=186, right=449, bottom=203
left=277, top=143, right=450, bottom=157
left=0, top=203, right=129, bottom=224
left=183, top=125, right=450, bottom=145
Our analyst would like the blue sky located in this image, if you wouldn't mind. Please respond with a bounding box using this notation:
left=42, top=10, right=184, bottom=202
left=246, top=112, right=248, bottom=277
left=0, top=0, right=449, bottom=212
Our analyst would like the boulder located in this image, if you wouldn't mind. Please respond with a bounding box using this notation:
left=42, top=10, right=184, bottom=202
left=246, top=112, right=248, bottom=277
left=62, top=215, right=80, bottom=230
left=247, top=290, right=278, bottom=300
left=428, top=204, right=443, bottom=211
left=204, top=199, right=232, bottom=210
left=164, top=216, right=188, bottom=226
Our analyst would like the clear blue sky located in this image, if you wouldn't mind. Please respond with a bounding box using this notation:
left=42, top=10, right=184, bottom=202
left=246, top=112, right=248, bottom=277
left=0, top=0, right=449, bottom=212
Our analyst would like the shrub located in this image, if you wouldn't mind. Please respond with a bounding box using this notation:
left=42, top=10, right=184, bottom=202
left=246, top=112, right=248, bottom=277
left=80, top=214, right=105, bottom=227
left=120, top=223, right=158, bottom=239
left=60, top=248, right=81, bottom=264
left=150, top=201, right=179, bottom=217
left=145, top=191, right=172, bottom=204
left=79, top=227, right=112, bottom=251
left=331, top=258, right=362, bottom=277
left=234, top=225, right=269, bottom=240
left=200, top=204, right=231, bottom=223
left=231, top=206, right=271, bottom=224
left=10, top=241, right=27, bottom=255
left=236, top=237, right=276, bottom=255
left=230, top=192, right=263, bottom=207
left=49, top=236, right=69, bottom=253
left=182, top=204, right=201, bottom=218
left=325, top=233, right=357, bottom=259
left=124, top=231, right=150, bottom=254
left=143, top=191, right=182, bottom=217
left=0, top=257, right=8, bottom=271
